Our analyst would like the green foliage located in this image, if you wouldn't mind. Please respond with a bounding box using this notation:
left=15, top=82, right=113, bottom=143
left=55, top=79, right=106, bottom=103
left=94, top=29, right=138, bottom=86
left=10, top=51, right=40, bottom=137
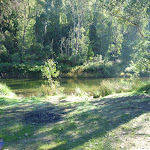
left=41, top=59, right=59, bottom=81
left=0, top=83, right=15, bottom=96
left=137, top=84, right=150, bottom=93
left=87, top=46, right=94, bottom=61
left=41, top=59, right=61, bottom=96
left=92, top=79, right=142, bottom=97
left=74, top=88, right=86, bottom=96
left=40, top=83, right=62, bottom=96
left=127, top=40, right=150, bottom=77
left=0, top=0, right=150, bottom=78
left=67, top=57, right=120, bottom=78
left=89, top=24, right=96, bottom=42
left=56, top=55, right=72, bottom=73
left=0, top=44, right=8, bottom=63
left=0, top=63, right=42, bottom=78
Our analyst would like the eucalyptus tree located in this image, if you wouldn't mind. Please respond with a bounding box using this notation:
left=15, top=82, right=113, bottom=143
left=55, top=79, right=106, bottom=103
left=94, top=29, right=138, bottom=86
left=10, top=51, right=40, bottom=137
left=17, top=0, right=43, bottom=62
left=66, top=0, right=97, bottom=63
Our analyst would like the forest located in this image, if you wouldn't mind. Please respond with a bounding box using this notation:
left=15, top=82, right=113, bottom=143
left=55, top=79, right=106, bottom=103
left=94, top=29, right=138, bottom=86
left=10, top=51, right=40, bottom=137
left=0, top=1, right=150, bottom=149
left=0, top=0, right=150, bottom=79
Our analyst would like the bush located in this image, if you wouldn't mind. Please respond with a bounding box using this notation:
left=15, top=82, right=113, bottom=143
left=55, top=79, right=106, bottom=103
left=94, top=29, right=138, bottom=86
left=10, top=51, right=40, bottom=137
left=40, top=59, right=62, bottom=96
left=0, top=63, right=42, bottom=79
left=67, top=61, right=120, bottom=78
left=137, top=84, right=150, bottom=93
left=0, top=83, right=15, bottom=96
left=57, top=55, right=72, bottom=73
left=93, top=91, right=101, bottom=98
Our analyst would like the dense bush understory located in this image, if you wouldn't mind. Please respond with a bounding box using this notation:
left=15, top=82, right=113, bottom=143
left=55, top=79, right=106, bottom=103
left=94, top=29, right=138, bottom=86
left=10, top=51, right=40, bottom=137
left=0, top=59, right=122, bottom=79
left=63, top=61, right=122, bottom=78
left=0, top=63, right=42, bottom=79
left=0, top=60, right=149, bottom=79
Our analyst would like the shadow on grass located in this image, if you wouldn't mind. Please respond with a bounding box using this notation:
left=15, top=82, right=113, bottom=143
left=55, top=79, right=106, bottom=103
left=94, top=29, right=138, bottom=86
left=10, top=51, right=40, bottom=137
left=0, top=94, right=150, bottom=149
left=49, top=95, right=150, bottom=150
left=0, top=96, right=78, bottom=149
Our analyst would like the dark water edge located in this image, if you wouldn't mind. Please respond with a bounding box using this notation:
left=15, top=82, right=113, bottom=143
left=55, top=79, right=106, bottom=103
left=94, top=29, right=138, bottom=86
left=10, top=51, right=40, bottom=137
left=0, top=77, right=150, bottom=97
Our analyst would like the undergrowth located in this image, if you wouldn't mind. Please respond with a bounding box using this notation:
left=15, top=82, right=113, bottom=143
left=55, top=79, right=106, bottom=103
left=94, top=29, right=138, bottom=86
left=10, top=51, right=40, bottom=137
left=66, top=61, right=120, bottom=78
left=0, top=83, right=15, bottom=96
left=137, top=83, right=150, bottom=93
left=92, top=79, right=149, bottom=98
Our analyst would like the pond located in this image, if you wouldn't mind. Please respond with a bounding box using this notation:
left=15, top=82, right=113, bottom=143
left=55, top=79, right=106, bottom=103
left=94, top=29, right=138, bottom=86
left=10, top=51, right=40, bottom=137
left=0, top=77, right=149, bottom=97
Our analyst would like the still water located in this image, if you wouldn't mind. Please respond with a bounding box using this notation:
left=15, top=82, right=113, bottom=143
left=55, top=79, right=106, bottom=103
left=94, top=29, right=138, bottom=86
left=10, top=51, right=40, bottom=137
left=0, top=78, right=149, bottom=97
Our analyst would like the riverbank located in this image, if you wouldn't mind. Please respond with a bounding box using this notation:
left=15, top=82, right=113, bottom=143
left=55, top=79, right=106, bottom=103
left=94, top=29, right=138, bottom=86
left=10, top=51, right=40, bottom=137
left=1, top=77, right=150, bottom=97
left=0, top=91, right=150, bottom=150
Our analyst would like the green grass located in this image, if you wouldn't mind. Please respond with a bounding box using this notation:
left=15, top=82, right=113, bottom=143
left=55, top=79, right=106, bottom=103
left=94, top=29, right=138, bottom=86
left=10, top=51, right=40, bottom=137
left=92, top=79, right=150, bottom=98
left=0, top=92, right=150, bottom=150
left=137, top=83, right=150, bottom=93
left=0, top=83, right=15, bottom=96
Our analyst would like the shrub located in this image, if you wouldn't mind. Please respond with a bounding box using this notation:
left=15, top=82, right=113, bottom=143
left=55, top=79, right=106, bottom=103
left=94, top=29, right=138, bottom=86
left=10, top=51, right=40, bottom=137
left=0, top=63, right=42, bottom=79
left=137, top=83, right=150, bottom=93
left=39, top=83, right=60, bottom=96
left=0, top=83, right=15, bottom=96
left=93, top=91, right=101, bottom=98
left=74, top=88, right=82, bottom=96
left=67, top=61, right=119, bottom=78
left=56, top=55, right=72, bottom=73
left=40, top=59, right=61, bottom=96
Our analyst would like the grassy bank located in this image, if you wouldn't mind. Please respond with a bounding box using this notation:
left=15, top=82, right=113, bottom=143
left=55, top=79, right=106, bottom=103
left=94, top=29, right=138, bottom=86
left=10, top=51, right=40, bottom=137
left=92, top=79, right=150, bottom=98
left=0, top=83, right=16, bottom=97
left=0, top=90, right=150, bottom=149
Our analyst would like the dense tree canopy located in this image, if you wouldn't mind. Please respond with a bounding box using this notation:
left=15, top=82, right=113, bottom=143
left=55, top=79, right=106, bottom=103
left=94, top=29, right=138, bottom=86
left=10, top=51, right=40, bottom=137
left=0, top=0, right=149, bottom=78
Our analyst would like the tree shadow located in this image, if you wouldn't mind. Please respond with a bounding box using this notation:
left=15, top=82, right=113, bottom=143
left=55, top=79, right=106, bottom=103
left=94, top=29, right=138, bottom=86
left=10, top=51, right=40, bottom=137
left=0, top=95, right=150, bottom=149
left=0, top=96, right=78, bottom=149
left=49, top=95, right=150, bottom=150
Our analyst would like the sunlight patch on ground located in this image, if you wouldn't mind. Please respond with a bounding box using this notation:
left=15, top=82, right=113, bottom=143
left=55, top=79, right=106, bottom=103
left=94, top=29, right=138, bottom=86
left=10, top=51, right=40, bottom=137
left=0, top=94, right=150, bottom=150
left=108, top=113, right=150, bottom=150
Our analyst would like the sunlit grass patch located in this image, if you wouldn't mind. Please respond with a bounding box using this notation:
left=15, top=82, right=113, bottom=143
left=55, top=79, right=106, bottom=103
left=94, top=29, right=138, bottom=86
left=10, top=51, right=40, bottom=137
left=0, top=92, right=149, bottom=149
left=92, top=79, right=147, bottom=98
left=0, top=123, right=34, bottom=142
left=0, top=83, right=16, bottom=97
left=39, top=140, right=66, bottom=150
left=107, top=112, right=150, bottom=150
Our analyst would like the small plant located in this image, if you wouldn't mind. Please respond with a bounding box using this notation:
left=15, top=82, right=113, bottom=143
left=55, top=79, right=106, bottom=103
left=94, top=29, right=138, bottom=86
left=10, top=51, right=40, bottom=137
left=41, top=59, right=61, bottom=96
left=93, top=91, right=101, bottom=98
left=75, top=88, right=82, bottom=96
left=98, top=81, right=112, bottom=97
left=41, top=59, right=59, bottom=84
left=0, top=83, right=15, bottom=96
